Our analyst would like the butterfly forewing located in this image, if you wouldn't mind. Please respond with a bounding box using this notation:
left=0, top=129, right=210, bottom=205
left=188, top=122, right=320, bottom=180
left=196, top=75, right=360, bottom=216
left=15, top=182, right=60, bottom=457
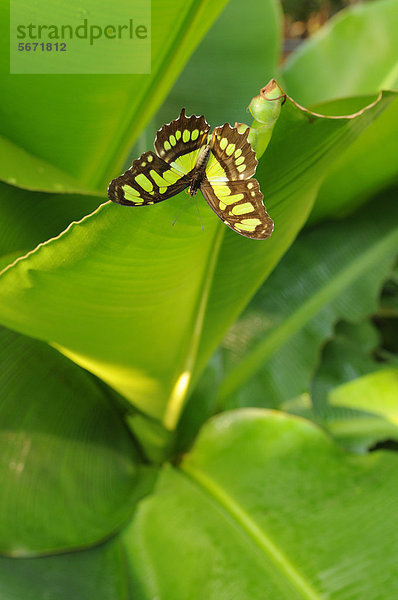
left=154, top=108, right=211, bottom=175
left=207, top=124, right=257, bottom=181
left=201, top=178, right=274, bottom=240
left=108, top=151, right=190, bottom=206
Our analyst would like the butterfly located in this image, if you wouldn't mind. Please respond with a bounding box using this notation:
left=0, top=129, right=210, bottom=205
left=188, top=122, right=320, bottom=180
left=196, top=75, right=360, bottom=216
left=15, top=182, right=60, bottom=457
left=107, top=108, right=274, bottom=240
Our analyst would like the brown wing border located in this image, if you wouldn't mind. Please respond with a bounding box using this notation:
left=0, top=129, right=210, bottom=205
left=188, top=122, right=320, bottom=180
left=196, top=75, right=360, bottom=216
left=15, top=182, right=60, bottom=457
left=200, top=178, right=274, bottom=240
left=154, top=108, right=211, bottom=165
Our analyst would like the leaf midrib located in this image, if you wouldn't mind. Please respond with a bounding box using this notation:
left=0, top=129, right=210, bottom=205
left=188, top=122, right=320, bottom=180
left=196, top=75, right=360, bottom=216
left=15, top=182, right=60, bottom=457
left=218, top=226, right=398, bottom=403
left=163, top=222, right=225, bottom=430
left=182, top=463, right=323, bottom=600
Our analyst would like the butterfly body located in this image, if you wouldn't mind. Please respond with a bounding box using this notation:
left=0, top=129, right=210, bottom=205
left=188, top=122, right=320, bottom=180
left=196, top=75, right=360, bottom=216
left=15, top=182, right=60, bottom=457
left=108, top=108, right=273, bottom=239
left=188, top=144, right=211, bottom=196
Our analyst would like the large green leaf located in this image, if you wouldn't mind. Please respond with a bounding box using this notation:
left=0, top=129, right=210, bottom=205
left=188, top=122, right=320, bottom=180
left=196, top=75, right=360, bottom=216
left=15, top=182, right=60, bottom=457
left=282, top=0, right=398, bottom=106
left=0, top=326, right=154, bottom=556
left=0, top=0, right=229, bottom=190
left=0, top=182, right=101, bottom=271
left=217, top=191, right=398, bottom=408
left=0, top=135, right=101, bottom=195
left=192, top=92, right=395, bottom=384
left=281, top=0, right=398, bottom=225
left=123, top=410, right=398, bottom=599
left=310, top=101, right=398, bottom=225
left=0, top=92, right=393, bottom=431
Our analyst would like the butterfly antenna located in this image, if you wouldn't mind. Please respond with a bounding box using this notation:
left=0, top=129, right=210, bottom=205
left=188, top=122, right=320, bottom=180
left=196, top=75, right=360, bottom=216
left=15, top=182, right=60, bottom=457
left=171, top=193, right=191, bottom=227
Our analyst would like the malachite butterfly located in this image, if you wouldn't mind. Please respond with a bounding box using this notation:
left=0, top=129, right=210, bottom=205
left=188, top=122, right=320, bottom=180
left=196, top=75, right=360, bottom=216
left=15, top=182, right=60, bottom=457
left=108, top=108, right=274, bottom=240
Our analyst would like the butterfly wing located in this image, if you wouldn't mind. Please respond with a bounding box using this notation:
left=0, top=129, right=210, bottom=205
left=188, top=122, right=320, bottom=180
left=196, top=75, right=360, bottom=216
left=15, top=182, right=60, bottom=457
left=108, top=109, right=274, bottom=240
left=108, top=108, right=211, bottom=206
left=202, top=124, right=273, bottom=240
left=155, top=108, right=211, bottom=175
left=206, top=123, right=258, bottom=181
left=108, top=151, right=190, bottom=206
left=201, top=178, right=274, bottom=239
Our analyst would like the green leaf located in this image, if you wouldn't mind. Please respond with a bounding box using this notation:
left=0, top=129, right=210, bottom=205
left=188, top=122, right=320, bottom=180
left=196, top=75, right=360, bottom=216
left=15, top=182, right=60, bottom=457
left=332, top=366, right=398, bottom=411
left=0, top=135, right=102, bottom=195
left=281, top=0, right=398, bottom=225
left=310, top=100, right=398, bottom=225
left=0, top=0, right=229, bottom=190
left=217, top=192, right=398, bottom=408
left=0, top=326, right=154, bottom=556
left=0, top=182, right=101, bottom=271
left=0, top=538, right=127, bottom=600
left=123, top=410, right=398, bottom=599
left=282, top=0, right=398, bottom=106
left=0, top=92, right=393, bottom=432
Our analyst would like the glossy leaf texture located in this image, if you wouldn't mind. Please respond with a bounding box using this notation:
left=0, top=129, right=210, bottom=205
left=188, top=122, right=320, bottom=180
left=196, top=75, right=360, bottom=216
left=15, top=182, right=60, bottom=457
left=123, top=410, right=398, bottom=599
left=281, top=0, right=398, bottom=224
left=0, top=326, right=154, bottom=556
left=0, top=92, right=393, bottom=429
left=216, top=189, right=398, bottom=409
left=0, top=0, right=229, bottom=191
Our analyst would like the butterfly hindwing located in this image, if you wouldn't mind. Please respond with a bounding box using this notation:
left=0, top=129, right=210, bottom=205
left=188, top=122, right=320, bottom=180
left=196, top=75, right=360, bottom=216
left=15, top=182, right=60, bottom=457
left=107, top=151, right=190, bottom=206
left=154, top=108, right=211, bottom=174
left=207, top=123, right=258, bottom=182
left=200, top=178, right=274, bottom=240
